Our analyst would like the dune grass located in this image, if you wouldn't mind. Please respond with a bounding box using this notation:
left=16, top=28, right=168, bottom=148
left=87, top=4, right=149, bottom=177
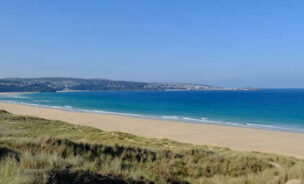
left=0, top=109, right=303, bottom=184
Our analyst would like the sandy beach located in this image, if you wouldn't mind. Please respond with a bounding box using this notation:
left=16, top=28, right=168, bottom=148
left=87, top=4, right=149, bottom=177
left=0, top=101, right=304, bottom=158
left=0, top=92, right=36, bottom=95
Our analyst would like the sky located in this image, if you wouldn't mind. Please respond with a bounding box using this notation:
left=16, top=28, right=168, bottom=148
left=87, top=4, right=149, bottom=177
left=0, top=0, right=304, bottom=88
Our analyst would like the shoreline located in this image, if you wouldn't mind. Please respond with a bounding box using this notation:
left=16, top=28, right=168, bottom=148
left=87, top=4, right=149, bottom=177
left=1, top=101, right=304, bottom=158
left=1, top=99, right=302, bottom=134
left=0, top=92, right=37, bottom=95
left=1, top=91, right=302, bottom=134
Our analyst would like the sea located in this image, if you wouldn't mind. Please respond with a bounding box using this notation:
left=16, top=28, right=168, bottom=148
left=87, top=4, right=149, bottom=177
left=1, top=89, right=304, bottom=133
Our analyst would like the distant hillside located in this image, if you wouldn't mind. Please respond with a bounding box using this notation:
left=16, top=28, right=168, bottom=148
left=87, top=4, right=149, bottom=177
left=0, top=78, right=251, bottom=92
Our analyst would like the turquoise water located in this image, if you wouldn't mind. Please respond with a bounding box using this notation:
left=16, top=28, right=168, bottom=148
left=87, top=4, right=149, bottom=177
left=1, top=90, right=304, bottom=132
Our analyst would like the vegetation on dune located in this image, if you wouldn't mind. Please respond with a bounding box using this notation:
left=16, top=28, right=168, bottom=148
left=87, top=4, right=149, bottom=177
left=0, top=110, right=303, bottom=184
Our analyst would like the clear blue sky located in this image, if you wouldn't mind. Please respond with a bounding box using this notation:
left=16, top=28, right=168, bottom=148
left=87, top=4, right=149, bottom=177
left=0, top=0, right=303, bottom=88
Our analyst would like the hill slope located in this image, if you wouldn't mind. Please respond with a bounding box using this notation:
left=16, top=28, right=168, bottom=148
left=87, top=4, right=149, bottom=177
left=0, top=110, right=302, bottom=184
left=0, top=78, right=245, bottom=92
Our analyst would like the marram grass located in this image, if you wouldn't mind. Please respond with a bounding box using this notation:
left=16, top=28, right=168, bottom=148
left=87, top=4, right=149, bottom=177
left=0, top=110, right=303, bottom=184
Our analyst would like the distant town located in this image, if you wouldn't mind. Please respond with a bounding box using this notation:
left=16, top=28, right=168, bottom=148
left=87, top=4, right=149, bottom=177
left=0, top=78, right=257, bottom=92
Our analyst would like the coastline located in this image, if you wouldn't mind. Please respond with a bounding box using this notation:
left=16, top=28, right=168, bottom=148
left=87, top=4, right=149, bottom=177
left=0, top=92, right=37, bottom=95
left=0, top=101, right=304, bottom=158
left=2, top=99, right=302, bottom=134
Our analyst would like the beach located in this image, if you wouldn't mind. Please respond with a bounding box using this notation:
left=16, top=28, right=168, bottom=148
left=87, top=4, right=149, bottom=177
left=0, top=101, right=304, bottom=158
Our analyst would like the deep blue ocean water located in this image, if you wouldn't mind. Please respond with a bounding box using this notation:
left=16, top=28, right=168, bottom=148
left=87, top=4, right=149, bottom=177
left=1, top=90, right=304, bottom=132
